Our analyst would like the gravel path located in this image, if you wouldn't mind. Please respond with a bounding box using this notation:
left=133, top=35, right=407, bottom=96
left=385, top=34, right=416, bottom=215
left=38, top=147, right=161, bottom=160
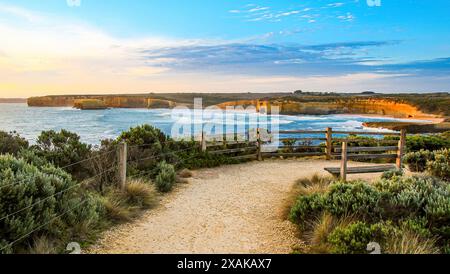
left=88, top=159, right=383, bottom=254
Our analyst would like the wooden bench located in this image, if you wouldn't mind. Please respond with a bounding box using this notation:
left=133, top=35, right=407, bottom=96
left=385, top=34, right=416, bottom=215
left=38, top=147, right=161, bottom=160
left=324, top=165, right=397, bottom=177
left=325, top=129, right=406, bottom=180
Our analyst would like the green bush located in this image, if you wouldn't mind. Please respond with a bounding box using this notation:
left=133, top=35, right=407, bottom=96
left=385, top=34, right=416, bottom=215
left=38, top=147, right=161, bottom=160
left=325, top=182, right=383, bottom=219
left=35, top=130, right=92, bottom=180
left=289, top=173, right=450, bottom=253
left=381, top=169, right=404, bottom=180
left=0, top=155, right=102, bottom=254
left=154, top=161, right=176, bottom=193
left=427, top=149, right=450, bottom=181
left=117, top=124, right=169, bottom=147
left=289, top=193, right=326, bottom=228
left=327, top=221, right=395, bottom=254
left=406, top=134, right=450, bottom=152
left=404, top=150, right=435, bottom=172
left=0, top=131, right=29, bottom=156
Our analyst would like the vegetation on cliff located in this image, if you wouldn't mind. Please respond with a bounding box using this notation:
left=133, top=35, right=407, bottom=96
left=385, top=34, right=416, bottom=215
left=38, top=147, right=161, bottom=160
left=73, top=99, right=107, bottom=110
left=0, top=125, right=243, bottom=253
left=288, top=172, right=450, bottom=254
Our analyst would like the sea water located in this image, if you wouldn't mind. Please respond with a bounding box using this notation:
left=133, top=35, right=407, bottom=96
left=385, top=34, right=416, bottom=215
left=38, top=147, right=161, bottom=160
left=0, top=103, right=427, bottom=145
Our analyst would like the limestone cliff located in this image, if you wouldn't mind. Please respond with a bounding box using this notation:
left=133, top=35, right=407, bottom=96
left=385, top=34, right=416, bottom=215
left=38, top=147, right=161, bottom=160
left=216, top=98, right=436, bottom=119
left=28, top=95, right=177, bottom=109
left=27, top=95, right=441, bottom=120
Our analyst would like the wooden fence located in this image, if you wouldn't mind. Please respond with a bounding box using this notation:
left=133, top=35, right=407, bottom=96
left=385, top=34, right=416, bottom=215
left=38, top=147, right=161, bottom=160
left=202, top=128, right=407, bottom=179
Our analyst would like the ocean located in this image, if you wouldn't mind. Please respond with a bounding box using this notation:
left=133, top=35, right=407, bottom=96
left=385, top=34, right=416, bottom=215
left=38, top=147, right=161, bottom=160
left=0, top=103, right=426, bottom=145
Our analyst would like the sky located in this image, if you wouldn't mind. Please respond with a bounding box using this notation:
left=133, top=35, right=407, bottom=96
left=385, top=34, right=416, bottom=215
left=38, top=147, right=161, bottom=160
left=0, top=0, right=450, bottom=97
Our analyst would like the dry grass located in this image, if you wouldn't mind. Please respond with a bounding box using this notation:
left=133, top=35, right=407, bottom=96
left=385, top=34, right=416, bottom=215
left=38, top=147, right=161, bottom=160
left=176, top=176, right=190, bottom=184
left=178, top=169, right=193, bottom=178
left=103, top=198, right=134, bottom=222
left=104, top=179, right=159, bottom=222
left=385, top=231, right=440, bottom=254
left=28, top=236, right=57, bottom=254
left=301, top=213, right=356, bottom=254
left=120, top=179, right=158, bottom=208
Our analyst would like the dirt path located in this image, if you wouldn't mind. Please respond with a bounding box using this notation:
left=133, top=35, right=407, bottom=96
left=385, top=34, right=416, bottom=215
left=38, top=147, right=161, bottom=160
left=89, top=159, right=384, bottom=254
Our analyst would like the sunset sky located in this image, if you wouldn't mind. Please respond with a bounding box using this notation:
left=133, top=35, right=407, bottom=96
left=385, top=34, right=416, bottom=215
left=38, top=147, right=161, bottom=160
left=1, top=0, right=450, bottom=97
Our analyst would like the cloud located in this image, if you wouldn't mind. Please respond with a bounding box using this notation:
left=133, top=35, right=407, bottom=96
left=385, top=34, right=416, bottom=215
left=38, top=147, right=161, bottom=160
left=1, top=4, right=449, bottom=96
left=328, top=3, right=345, bottom=8
left=249, top=6, right=270, bottom=13
left=338, top=12, right=355, bottom=22
left=0, top=4, right=43, bottom=22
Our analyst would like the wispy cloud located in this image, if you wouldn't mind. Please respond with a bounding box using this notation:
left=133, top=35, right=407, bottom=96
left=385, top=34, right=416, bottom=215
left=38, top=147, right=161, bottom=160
left=0, top=4, right=43, bottom=22
left=328, top=2, right=345, bottom=8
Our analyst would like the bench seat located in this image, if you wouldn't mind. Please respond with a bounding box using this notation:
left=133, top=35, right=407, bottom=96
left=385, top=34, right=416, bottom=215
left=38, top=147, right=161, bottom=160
left=324, top=165, right=397, bottom=176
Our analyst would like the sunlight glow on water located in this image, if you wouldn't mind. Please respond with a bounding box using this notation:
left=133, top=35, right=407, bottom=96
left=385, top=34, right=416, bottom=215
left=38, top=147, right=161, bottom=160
left=0, top=103, right=424, bottom=145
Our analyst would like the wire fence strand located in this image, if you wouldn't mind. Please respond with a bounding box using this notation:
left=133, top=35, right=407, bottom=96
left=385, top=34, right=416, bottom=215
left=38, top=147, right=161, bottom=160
left=0, top=198, right=89, bottom=252
left=0, top=164, right=119, bottom=223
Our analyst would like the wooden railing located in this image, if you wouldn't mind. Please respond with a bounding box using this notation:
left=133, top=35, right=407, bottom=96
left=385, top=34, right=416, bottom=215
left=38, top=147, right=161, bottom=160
left=329, top=129, right=406, bottom=180
left=201, top=128, right=407, bottom=164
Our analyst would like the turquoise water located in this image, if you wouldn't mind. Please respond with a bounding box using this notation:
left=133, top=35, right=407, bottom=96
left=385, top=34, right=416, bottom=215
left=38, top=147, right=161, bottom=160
left=0, top=103, right=425, bottom=145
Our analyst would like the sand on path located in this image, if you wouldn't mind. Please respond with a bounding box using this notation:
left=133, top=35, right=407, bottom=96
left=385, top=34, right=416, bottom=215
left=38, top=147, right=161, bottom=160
left=88, top=159, right=386, bottom=254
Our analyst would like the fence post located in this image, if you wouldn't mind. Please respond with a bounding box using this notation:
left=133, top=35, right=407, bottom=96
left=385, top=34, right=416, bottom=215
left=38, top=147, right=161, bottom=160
left=201, top=131, right=207, bottom=152
left=326, top=127, right=333, bottom=160
left=222, top=133, right=227, bottom=149
left=257, top=128, right=263, bottom=161
left=396, top=129, right=407, bottom=169
left=118, top=141, right=127, bottom=190
left=340, top=141, right=348, bottom=181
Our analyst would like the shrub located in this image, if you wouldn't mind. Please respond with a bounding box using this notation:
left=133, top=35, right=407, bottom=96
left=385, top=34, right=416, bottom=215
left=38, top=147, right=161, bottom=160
left=404, top=150, right=435, bottom=172
left=35, top=130, right=92, bottom=180
left=325, top=182, right=383, bottom=219
left=381, top=169, right=404, bottom=180
left=117, top=124, right=169, bottom=147
left=327, top=221, right=395, bottom=254
left=427, top=149, right=450, bottom=181
left=406, top=134, right=450, bottom=152
left=0, top=131, right=29, bottom=156
left=0, top=155, right=102, bottom=254
left=289, top=173, right=450, bottom=253
left=17, top=148, right=49, bottom=167
left=154, top=161, right=176, bottom=193
left=88, top=139, right=119, bottom=193
left=289, top=193, right=326, bottom=228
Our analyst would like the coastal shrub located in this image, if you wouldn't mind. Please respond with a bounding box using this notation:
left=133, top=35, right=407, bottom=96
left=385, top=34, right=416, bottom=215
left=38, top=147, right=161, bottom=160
left=325, top=182, right=383, bottom=219
left=381, top=168, right=404, bottom=180
left=327, top=221, right=395, bottom=254
left=154, top=161, right=176, bottom=193
left=404, top=150, right=435, bottom=172
left=0, top=155, right=102, bottom=254
left=289, top=193, right=326, bottom=228
left=88, top=139, right=119, bottom=193
left=117, top=124, right=169, bottom=147
left=17, top=148, right=49, bottom=167
left=405, top=134, right=450, bottom=152
left=178, top=152, right=240, bottom=170
left=0, top=131, right=29, bottom=156
left=35, top=130, right=92, bottom=180
left=427, top=149, right=450, bottom=181
left=288, top=173, right=450, bottom=253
